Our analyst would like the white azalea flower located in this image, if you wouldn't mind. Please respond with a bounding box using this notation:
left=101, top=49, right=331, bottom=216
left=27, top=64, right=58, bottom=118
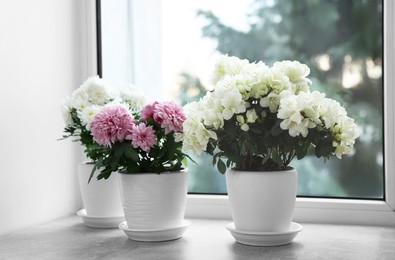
left=233, top=74, right=254, bottom=100
left=262, top=67, right=292, bottom=94
left=214, top=78, right=247, bottom=120
left=332, top=116, right=359, bottom=158
left=278, top=91, right=324, bottom=137
left=182, top=117, right=217, bottom=155
left=236, top=115, right=249, bottom=131
left=334, top=144, right=351, bottom=159
left=246, top=109, right=258, bottom=123
left=273, top=60, right=310, bottom=82
left=220, top=90, right=246, bottom=120
left=211, top=55, right=250, bottom=84
left=202, top=108, right=224, bottom=129
left=260, top=92, right=281, bottom=113
left=280, top=118, right=316, bottom=137
left=318, top=98, right=347, bottom=129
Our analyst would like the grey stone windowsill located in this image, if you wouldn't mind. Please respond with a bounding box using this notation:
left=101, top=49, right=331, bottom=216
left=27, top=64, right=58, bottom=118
left=1, top=215, right=395, bottom=259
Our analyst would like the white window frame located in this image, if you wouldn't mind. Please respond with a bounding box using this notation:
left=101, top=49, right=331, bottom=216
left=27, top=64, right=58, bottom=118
left=82, top=0, right=395, bottom=226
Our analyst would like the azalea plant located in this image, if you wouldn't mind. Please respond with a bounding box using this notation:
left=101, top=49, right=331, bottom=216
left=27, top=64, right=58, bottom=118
left=89, top=101, right=188, bottom=181
left=61, top=76, right=145, bottom=162
left=182, top=55, right=359, bottom=173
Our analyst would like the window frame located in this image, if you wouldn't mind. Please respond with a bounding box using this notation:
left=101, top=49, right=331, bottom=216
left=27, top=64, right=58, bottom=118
left=84, top=0, right=395, bottom=226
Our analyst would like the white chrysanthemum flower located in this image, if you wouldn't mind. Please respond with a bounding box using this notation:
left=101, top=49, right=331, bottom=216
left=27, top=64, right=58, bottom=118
left=103, top=99, right=131, bottom=113
left=70, top=89, right=90, bottom=111
left=61, top=98, right=73, bottom=126
left=78, top=105, right=101, bottom=130
left=80, top=76, right=112, bottom=105
left=119, top=84, right=145, bottom=111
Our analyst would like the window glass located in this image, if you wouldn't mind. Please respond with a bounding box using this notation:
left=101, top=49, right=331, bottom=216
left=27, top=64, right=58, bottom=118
left=100, top=0, right=384, bottom=199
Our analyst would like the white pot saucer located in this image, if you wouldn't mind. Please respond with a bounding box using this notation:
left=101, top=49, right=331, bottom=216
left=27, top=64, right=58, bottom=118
left=226, top=222, right=303, bottom=247
left=118, top=220, right=191, bottom=242
left=76, top=209, right=125, bottom=229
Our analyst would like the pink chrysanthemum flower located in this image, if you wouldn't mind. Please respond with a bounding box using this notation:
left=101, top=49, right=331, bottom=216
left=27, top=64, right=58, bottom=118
left=90, top=105, right=134, bottom=147
left=153, top=101, right=186, bottom=134
left=126, top=123, right=157, bottom=152
left=140, top=101, right=159, bottom=121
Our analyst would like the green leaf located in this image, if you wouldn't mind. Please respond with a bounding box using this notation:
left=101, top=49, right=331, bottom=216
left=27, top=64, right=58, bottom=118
left=271, top=150, right=283, bottom=167
left=296, top=142, right=310, bottom=160
left=261, top=152, right=270, bottom=166
left=206, top=142, right=215, bottom=155
left=317, top=142, right=333, bottom=158
left=97, top=166, right=113, bottom=180
left=114, top=143, right=123, bottom=158
left=124, top=144, right=139, bottom=161
left=88, top=157, right=103, bottom=184
left=271, top=120, right=283, bottom=136
left=217, top=159, right=226, bottom=174
left=182, top=157, right=188, bottom=167
left=111, top=157, right=119, bottom=172
left=240, top=142, right=247, bottom=156
left=226, top=159, right=232, bottom=168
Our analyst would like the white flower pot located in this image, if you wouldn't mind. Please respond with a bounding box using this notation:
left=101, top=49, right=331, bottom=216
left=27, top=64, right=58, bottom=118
left=77, top=162, right=124, bottom=217
left=118, top=169, right=188, bottom=231
left=226, top=168, right=298, bottom=232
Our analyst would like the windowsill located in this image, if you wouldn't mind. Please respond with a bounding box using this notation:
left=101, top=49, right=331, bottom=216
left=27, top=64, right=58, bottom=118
left=1, top=215, right=394, bottom=259
left=185, top=195, right=395, bottom=226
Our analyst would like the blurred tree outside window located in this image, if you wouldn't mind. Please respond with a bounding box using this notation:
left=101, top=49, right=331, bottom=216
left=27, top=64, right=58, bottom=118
left=100, top=0, right=384, bottom=199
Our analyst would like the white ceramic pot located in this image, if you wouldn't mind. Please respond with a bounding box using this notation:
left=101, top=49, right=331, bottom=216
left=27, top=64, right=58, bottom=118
left=226, top=168, right=298, bottom=232
left=118, top=169, right=188, bottom=230
left=77, top=162, right=124, bottom=217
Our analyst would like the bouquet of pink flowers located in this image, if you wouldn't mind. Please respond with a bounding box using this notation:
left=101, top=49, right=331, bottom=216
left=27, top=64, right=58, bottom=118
left=61, top=76, right=145, bottom=162
left=89, top=100, right=188, bottom=181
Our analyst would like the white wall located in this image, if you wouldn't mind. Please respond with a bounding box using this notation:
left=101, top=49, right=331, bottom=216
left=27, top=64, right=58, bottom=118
left=0, top=0, right=83, bottom=235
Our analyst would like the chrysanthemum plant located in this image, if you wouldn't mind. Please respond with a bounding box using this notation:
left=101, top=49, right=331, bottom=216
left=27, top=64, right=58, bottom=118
left=61, top=76, right=146, bottom=163
left=89, top=101, right=189, bottom=181
left=182, top=55, right=359, bottom=173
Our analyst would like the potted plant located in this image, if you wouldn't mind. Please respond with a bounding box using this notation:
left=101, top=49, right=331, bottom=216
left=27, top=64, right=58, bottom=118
left=182, top=55, right=359, bottom=245
left=61, top=76, right=145, bottom=228
left=90, top=100, right=190, bottom=241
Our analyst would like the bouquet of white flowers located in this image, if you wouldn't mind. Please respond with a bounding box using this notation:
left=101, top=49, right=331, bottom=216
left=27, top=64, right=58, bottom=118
left=182, top=55, right=359, bottom=173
